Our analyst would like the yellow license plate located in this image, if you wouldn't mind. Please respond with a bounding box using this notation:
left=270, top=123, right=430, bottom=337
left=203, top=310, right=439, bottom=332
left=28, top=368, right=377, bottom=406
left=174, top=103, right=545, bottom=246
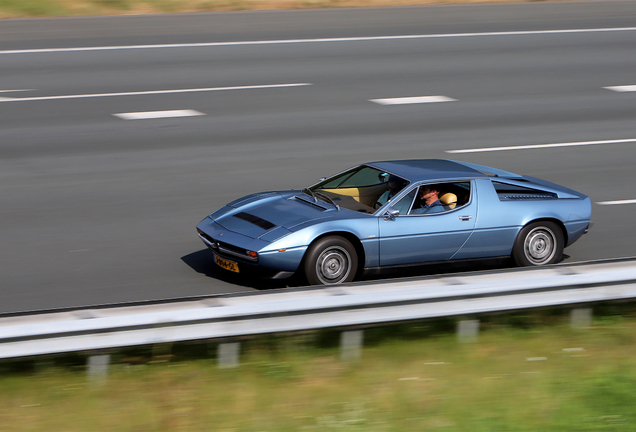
left=214, top=254, right=239, bottom=273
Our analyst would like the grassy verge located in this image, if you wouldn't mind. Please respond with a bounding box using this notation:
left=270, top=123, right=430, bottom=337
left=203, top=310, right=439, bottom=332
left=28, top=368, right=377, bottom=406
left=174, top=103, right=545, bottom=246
left=2, top=308, right=636, bottom=431
left=0, top=0, right=580, bottom=19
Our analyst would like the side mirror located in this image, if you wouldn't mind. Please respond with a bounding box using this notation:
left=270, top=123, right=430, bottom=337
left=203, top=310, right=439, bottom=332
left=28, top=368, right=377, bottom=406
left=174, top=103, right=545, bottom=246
left=383, top=207, right=400, bottom=220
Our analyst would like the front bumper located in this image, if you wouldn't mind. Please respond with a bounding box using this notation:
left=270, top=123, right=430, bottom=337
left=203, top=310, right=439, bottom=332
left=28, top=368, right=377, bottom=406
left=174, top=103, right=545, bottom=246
left=196, top=218, right=307, bottom=277
left=198, top=230, right=258, bottom=263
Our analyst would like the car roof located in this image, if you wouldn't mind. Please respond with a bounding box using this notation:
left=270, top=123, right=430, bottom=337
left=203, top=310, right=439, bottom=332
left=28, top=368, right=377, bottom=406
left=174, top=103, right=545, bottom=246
left=364, top=159, right=522, bottom=183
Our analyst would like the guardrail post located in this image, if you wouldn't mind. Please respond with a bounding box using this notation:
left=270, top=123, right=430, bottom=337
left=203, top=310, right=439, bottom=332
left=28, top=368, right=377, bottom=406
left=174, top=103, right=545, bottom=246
left=457, top=319, right=480, bottom=343
left=570, top=308, right=592, bottom=329
left=217, top=342, right=240, bottom=368
left=340, top=330, right=364, bottom=361
left=87, top=354, right=110, bottom=384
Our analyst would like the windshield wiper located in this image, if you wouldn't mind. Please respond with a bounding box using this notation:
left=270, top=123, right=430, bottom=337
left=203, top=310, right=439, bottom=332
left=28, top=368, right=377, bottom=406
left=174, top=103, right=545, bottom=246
left=302, top=187, right=318, bottom=203
left=314, top=191, right=340, bottom=210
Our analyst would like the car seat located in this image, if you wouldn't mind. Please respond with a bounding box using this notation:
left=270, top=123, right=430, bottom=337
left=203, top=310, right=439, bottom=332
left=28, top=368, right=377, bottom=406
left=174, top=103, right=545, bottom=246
left=439, top=192, right=457, bottom=210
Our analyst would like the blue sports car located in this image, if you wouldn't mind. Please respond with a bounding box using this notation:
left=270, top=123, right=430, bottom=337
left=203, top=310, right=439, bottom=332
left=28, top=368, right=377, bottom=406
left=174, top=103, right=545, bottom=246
left=196, top=159, right=592, bottom=285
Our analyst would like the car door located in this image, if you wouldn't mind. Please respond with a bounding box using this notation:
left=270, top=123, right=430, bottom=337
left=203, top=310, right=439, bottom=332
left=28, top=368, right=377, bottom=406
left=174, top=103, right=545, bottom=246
left=378, top=181, right=477, bottom=266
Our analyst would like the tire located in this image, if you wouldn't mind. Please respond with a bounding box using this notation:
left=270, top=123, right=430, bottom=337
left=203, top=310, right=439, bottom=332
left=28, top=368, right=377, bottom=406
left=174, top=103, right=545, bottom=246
left=512, top=221, right=564, bottom=266
left=304, top=236, right=358, bottom=285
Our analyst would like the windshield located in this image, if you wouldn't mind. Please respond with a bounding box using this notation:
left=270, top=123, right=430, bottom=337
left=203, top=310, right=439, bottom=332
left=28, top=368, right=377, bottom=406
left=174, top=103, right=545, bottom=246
left=309, top=165, right=409, bottom=214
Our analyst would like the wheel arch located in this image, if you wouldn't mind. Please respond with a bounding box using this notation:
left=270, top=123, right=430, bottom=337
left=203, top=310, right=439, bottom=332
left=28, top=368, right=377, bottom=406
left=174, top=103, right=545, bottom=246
left=301, top=231, right=366, bottom=275
left=522, top=217, right=568, bottom=246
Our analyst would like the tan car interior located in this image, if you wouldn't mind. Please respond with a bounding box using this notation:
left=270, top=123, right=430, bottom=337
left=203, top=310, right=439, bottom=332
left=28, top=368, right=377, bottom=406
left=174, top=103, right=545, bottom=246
left=321, top=183, right=387, bottom=208
left=414, top=183, right=469, bottom=211
left=439, top=192, right=458, bottom=209
left=321, top=181, right=468, bottom=213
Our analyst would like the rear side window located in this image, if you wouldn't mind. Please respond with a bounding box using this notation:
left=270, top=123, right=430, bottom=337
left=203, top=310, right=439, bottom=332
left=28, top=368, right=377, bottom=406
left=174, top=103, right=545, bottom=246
left=492, top=181, right=557, bottom=201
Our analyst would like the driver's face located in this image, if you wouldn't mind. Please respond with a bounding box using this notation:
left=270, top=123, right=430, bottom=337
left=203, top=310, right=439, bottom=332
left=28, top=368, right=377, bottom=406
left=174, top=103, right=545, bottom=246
left=419, top=186, right=436, bottom=200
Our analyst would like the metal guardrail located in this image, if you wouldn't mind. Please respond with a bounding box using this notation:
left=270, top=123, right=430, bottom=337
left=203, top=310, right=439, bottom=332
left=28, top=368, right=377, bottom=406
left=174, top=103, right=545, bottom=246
left=1, top=259, right=636, bottom=360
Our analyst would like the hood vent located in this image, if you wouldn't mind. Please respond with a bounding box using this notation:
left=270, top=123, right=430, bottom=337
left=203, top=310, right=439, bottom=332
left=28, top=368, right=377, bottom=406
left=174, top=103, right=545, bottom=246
left=233, top=212, right=276, bottom=230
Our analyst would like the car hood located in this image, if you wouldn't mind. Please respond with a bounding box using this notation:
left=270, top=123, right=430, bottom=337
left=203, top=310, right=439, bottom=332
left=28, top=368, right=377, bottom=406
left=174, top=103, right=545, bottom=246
left=213, top=191, right=338, bottom=241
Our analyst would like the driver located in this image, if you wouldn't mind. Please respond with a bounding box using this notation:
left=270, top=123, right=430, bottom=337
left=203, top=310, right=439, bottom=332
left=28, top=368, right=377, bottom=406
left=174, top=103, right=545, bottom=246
left=374, top=175, right=407, bottom=210
left=411, top=184, right=444, bottom=214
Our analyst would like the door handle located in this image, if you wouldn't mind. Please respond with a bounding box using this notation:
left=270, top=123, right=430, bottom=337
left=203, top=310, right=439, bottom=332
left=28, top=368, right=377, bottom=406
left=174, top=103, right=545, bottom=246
left=458, top=215, right=472, bottom=221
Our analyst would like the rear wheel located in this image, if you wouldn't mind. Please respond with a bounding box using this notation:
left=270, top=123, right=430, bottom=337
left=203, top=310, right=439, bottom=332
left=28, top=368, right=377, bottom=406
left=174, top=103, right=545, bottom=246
left=512, top=221, right=564, bottom=266
left=304, top=236, right=358, bottom=285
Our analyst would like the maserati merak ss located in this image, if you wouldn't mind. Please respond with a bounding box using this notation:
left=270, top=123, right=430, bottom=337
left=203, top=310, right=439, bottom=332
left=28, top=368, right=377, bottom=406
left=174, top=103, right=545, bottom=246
left=196, top=159, right=592, bottom=285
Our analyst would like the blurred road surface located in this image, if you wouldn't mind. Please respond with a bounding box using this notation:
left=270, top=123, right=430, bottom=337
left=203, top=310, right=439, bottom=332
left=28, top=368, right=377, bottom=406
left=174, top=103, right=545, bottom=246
left=1, top=1, right=635, bottom=313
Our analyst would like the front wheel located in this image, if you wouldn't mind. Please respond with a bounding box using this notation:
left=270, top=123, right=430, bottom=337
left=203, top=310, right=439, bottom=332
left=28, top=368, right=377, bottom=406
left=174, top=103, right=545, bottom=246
left=512, top=221, right=564, bottom=266
left=304, top=236, right=358, bottom=285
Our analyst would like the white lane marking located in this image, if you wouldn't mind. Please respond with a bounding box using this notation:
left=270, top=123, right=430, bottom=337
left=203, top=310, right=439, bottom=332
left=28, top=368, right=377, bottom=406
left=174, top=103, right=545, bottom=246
left=0, top=89, right=35, bottom=93
left=113, top=109, right=205, bottom=120
left=2, top=27, right=636, bottom=55
left=0, top=83, right=311, bottom=102
left=605, top=85, right=636, bottom=92
left=446, top=138, right=636, bottom=154
left=370, top=96, right=456, bottom=105
left=596, top=199, right=636, bottom=206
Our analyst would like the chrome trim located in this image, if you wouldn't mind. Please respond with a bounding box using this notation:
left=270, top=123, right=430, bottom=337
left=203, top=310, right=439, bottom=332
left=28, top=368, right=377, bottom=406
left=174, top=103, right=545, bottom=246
left=198, top=233, right=214, bottom=247
left=218, top=246, right=258, bottom=262
left=198, top=233, right=257, bottom=262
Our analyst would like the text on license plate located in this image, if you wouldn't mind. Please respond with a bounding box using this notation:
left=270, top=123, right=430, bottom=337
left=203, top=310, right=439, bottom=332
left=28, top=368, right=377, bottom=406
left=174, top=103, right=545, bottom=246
left=214, top=254, right=239, bottom=273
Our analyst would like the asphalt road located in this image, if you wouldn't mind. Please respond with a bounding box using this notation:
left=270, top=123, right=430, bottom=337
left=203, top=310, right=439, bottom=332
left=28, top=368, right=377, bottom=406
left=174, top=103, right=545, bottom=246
left=1, top=1, right=635, bottom=314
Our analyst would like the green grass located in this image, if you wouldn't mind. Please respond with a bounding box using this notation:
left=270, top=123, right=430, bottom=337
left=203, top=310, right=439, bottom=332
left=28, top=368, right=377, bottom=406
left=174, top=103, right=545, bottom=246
left=0, top=0, right=577, bottom=18
left=0, top=0, right=68, bottom=16
left=2, top=311, right=636, bottom=431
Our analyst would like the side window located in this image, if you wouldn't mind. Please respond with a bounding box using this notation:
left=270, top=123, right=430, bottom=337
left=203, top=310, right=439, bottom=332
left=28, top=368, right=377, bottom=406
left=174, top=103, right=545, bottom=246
left=448, top=182, right=471, bottom=208
left=409, top=181, right=471, bottom=215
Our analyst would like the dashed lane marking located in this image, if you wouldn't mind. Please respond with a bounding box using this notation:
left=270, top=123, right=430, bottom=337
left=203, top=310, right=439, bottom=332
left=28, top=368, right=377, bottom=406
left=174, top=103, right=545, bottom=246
left=370, top=96, right=456, bottom=105
left=604, top=85, right=636, bottom=92
left=0, top=89, right=34, bottom=93
left=596, top=199, right=636, bottom=206
left=113, top=109, right=205, bottom=120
